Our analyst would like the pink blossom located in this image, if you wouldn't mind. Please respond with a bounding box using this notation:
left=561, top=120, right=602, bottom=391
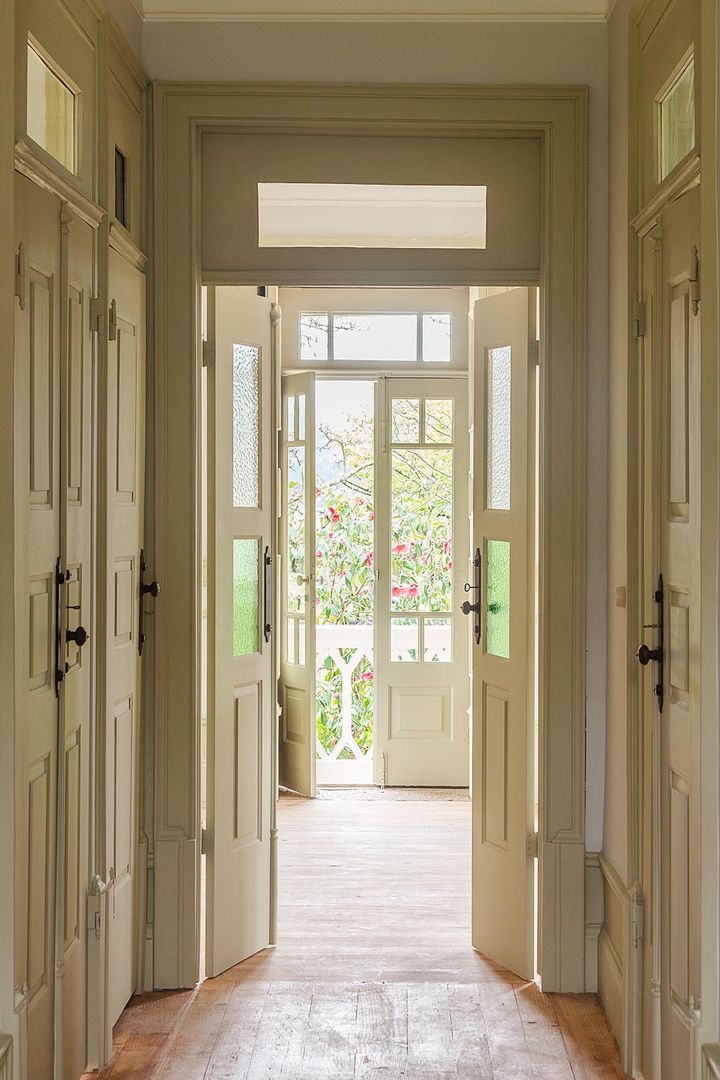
left=328, top=532, right=334, bottom=539
left=327, top=506, right=340, bottom=524
left=407, top=583, right=419, bottom=598
left=369, top=511, right=375, bottom=521
left=316, top=550, right=323, bottom=559
left=365, top=551, right=374, bottom=568
left=315, top=486, right=321, bottom=496
left=391, top=583, right=419, bottom=599
left=442, top=539, right=452, bottom=556
left=360, top=671, right=373, bottom=681
left=392, top=542, right=410, bottom=555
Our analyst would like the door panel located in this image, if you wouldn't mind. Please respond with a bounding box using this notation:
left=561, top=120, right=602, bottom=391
left=105, top=248, right=146, bottom=1025
left=14, top=174, right=62, bottom=1080
left=278, top=372, right=316, bottom=797
left=470, top=288, right=534, bottom=980
left=375, top=377, right=469, bottom=786
left=206, top=286, right=274, bottom=976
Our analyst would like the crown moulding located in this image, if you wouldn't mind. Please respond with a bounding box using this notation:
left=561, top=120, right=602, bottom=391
left=141, top=0, right=612, bottom=22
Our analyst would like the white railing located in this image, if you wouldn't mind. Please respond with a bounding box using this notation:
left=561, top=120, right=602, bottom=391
left=316, top=624, right=374, bottom=783
left=703, top=1045, right=720, bottom=1079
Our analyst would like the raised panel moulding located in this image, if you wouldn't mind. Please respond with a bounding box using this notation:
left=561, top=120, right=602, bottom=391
left=142, top=0, right=611, bottom=21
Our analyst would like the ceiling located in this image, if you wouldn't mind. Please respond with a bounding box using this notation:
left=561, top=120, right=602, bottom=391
left=140, top=0, right=612, bottom=22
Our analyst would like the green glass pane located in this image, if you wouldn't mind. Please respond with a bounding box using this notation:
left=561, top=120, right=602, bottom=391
left=486, top=539, right=510, bottom=658
left=233, top=539, right=259, bottom=656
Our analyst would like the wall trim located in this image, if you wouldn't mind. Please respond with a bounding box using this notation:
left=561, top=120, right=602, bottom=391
left=14, top=140, right=105, bottom=229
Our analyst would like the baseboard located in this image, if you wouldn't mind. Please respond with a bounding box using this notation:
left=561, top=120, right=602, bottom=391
left=596, top=854, right=628, bottom=1056
left=585, top=852, right=603, bottom=992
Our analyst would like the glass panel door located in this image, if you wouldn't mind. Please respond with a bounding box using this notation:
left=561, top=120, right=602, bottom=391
left=374, top=377, right=470, bottom=787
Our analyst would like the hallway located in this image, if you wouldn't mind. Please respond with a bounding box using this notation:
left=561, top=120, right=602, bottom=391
left=88, top=790, right=625, bottom=1079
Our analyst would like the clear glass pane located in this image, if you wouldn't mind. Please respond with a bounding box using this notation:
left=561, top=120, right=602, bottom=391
left=287, top=446, right=306, bottom=613
left=424, top=617, right=452, bottom=662
left=486, top=345, right=512, bottom=510
left=232, top=344, right=260, bottom=508
left=391, top=618, right=419, bottom=662
left=425, top=399, right=453, bottom=444
left=351, top=654, right=374, bottom=755
left=334, top=313, right=417, bottom=362
left=286, top=394, right=296, bottom=442
left=391, top=448, right=453, bottom=612
left=316, top=381, right=375, bottom=625
left=391, top=398, right=420, bottom=443
left=300, top=313, right=329, bottom=361
left=298, top=393, right=306, bottom=440
left=233, top=539, right=259, bottom=656
left=486, top=539, right=510, bottom=658
left=27, top=45, right=75, bottom=172
left=422, top=313, right=451, bottom=362
left=286, top=617, right=296, bottom=664
left=660, top=59, right=695, bottom=180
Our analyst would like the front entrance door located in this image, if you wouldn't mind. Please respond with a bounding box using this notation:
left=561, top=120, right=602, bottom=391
left=640, top=185, right=701, bottom=1080
left=205, top=286, right=275, bottom=976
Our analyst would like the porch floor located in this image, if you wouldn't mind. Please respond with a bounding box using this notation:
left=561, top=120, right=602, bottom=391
left=85, top=789, right=626, bottom=1079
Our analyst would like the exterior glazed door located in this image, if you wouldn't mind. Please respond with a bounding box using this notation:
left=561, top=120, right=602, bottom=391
left=278, top=372, right=317, bottom=797
left=470, top=288, right=535, bottom=980
left=206, top=286, right=274, bottom=976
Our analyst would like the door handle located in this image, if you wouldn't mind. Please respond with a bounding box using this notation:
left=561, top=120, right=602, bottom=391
left=139, top=548, right=160, bottom=657
left=66, top=625, right=89, bottom=648
left=462, top=548, right=482, bottom=645
left=637, top=574, right=664, bottom=711
left=637, top=643, right=661, bottom=665
left=264, top=546, right=272, bottom=643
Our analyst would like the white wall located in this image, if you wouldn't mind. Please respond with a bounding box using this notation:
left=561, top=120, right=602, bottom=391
left=142, top=17, right=610, bottom=851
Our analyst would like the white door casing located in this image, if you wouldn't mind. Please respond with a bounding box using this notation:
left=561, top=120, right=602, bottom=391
left=205, top=286, right=274, bottom=976
left=104, top=248, right=146, bottom=1026
left=279, top=372, right=317, bottom=798
left=375, top=376, right=470, bottom=787
left=470, top=288, right=535, bottom=981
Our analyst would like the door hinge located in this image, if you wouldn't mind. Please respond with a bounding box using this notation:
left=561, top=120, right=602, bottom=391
left=528, top=339, right=539, bottom=367
left=690, top=245, right=700, bottom=315
left=15, top=241, right=27, bottom=310
left=90, top=296, right=104, bottom=335
left=629, top=882, right=643, bottom=949
left=527, top=831, right=539, bottom=859
left=201, top=827, right=210, bottom=855
left=108, top=298, right=117, bottom=341
left=202, top=338, right=215, bottom=368
left=632, top=299, right=646, bottom=339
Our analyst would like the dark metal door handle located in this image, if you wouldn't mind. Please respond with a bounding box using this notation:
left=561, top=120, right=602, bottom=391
left=66, top=625, right=89, bottom=648
left=462, top=548, right=482, bottom=645
left=139, top=548, right=160, bottom=657
left=637, top=643, right=661, bottom=666
left=263, top=546, right=272, bottom=644
left=637, top=574, right=664, bottom=711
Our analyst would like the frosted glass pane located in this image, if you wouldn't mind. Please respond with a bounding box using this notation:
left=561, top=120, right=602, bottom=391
left=27, top=45, right=75, bottom=172
left=298, top=618, right=306, bottom=666
left=660, top=59, right=695, bottom=180
left=391, top=618, right=418, bottom=662
left=233, top=344, right=260, bottom=508
left=286, top=394, right=296, bottom=441
left=422, top=314, right=451, bottom=362
left=298, top=393, right=306, bottom=440
left=486, top=540, right=510, bottom=659
left=424, top=617, right=452, bottom=662
left=286, top=617, right=297, bottom=664
left=287, top=446, right=305, bottom=613
left=391, top=448, right=453, bottom=612
left=391, top=399, right=420, bottom=443
left=233, top=539, right=259, bottom=656
left=486, top=345, right=512, bottom=510
left=300, top=314, right=329, bottom=361
left=334, top=314, right=416, bottom=362
left=425, top=399, right=453, bottom=443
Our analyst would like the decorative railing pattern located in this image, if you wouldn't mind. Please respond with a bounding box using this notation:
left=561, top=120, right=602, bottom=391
left=703, top=1044, right=720, bottom=1079
left=316, top=624, right=373, bottom=766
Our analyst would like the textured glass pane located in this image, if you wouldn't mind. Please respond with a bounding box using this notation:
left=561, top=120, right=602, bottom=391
left=286, top=394, right=295, bottom=442
left=391, top=618, right=418, bottom=662
left=391, top=398, right=420, bottom=443
left=424, top=617, right=452, bottom=662
left=334, top=314, right=416, bottom=362
left=661, top=59, right=695, bottom=180
left=422, top=314, right=451, bottom=362
left=286, top=617, right=297, bottom=664
left=300, top=313, right=329, bottom=361
left=27, top=45, right=75, bottom=172
left=298, top=618, right=306, bottom=666
left=486, top=539, right=510, bottom=659
left=233, top=344, right=260, bottom=508
left=391, top=448, right=453, bottom=612
left=425, top=399, right=453, bottom=444
left=233, top=539, right=259, bottom=656
left=298, top=393, right=306, bottom=440
left=287, top=446, right=305, bottom=613
left=486, top=345, right=512, bottom=510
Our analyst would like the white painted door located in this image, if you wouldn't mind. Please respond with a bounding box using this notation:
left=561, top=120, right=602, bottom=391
left=375, top=377, right=470, bottom=786
left=59, top=209, right=95, bottom=1079
left=641, top=186, right=701, bottom=1080
left=470, top=289, right=535, bottom=980
left=14, top=173, right=62, bottom=1080
left=206, top=286, right=274, bottom=976
left=278, top=372, right=317, bottom=797
left=105, top=248, right=146, bottom=1025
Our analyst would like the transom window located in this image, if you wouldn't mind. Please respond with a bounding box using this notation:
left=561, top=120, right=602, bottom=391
left=300, top=312, right=451, bottom=364
left=26, top=42, right=76, bottom=173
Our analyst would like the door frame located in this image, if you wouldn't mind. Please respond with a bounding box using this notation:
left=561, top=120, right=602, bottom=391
left=622, top=0, right=720, bottom=1074
left=151, top=82, right=589, bottom=992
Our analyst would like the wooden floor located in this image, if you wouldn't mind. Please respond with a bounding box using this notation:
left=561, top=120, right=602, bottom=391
left=85, top=789, right=626, bottom=1079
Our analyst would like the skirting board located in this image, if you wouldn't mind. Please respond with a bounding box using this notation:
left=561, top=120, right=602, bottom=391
left=585, top=851, right=603, bottom=992
left=597, top=853, right=628, bottom=1058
